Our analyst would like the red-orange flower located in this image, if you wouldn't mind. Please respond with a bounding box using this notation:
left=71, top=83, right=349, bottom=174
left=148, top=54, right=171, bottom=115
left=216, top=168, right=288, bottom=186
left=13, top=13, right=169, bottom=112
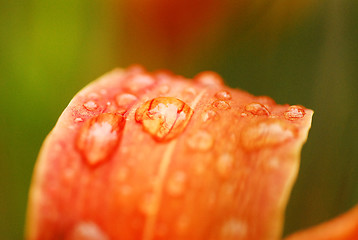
left=26, top=66, right=318, bottom=239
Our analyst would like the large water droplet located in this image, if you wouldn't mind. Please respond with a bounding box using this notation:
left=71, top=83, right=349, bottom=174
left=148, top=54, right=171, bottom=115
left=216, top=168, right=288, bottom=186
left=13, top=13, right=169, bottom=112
left=76, top=113, right=125, bottom=166
left=124, top=73, right=155, bottom=93
left=67, top=222, right=109, bottom=240
left=201, top=109, right=219, bottom=122
left=241, top=119, right=297, bottom=150
left=216, top=153, right=234, bottom=178
left=220, top=218, right=247, bottom=239
left=83, top=101, right=98, bottom=111
left=245, top=102, right=270, bottom=116
left=166, top=171, right=187, bottom=197
left=194, top=71, right=224, bottom=86
left=187, top=130, right=214, bottom=151
left=284, top=105, right=306, bottom=120
left=212, top=100, right=231, bottom=110
left=115, top=93, right=138, bottom=113
left=135, top=97, right=194, bottom=141
left=215, top=90, right=232, bottom=100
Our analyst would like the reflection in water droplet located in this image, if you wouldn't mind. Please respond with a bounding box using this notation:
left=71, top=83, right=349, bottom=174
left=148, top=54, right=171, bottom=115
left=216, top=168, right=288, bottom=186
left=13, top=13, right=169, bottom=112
left=187, top=130, right=214, bottom=151
left=216, top=153, right=234, bottom=178
left=215, top=90, right=232, bottom=100
left=115, top=93, right=138, bottom=113
left=284, top=105, right=306, bottom=120
left=194, top=71, right=224, bottom=86
left=76, top=113, right=125, bottom=166
left=212, top=100, right=231, bottom=110
left=245, top=103, right=270, bottom=116
left=125, top=73, right=155, bottom=93
left=67, top=221, right=109, bottom=240
left=166, top=171, right=187, bottom=197
left=220, top=218, right=247, bottom=239
left=241, top=119, right=296, bottom=150
left=135, top=97, right=194, bottom=141
left=83, top=101, right=98, bottom=111
left=75, top=118, right=84, bottom=123
left=139, top=193, right=157, bottom=216
left=201, top=109, right=219, bottom=122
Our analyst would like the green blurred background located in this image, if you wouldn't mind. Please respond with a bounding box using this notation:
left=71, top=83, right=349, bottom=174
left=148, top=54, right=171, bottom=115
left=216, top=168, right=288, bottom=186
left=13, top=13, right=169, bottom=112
left=1, top=0, right=357, bottom=239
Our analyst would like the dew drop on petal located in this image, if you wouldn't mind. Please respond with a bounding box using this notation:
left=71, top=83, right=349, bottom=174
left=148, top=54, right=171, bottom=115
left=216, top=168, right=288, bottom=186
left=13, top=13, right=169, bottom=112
left=220, top=218, right=247, bottom=239
left=212, top=100, right=231, bottom=110
left=76, top=113, right=125, bottom=166
left=115, top=93, right=138, bottom=113
left=139, top=193, right=158, bottom=216
left=194, top=71, right=224, bottom=86
left=240, top=119, right=297, bottom=151
left=74, top=117, right=84, bottom=123
left=135, top=97, right=194, bottom=141
left=124, top=73, right=155, bottom=93
left=245, top=102, right=270, bottom=116
left=187, top=130, right=214, bottom=151
left=166, top=171, right=187, bottom=197
left=215, top=90, right=232, bottom=100
left=284, top=105, right=306, bottom=120
left=216, top=153, right=234, bottom=178
left=67, top=221, right=109, bottom=240
left=182, top=87, right=197, bottom=98
left=158, top=84, right=170, bottom=94
left=83, top=101, right=98, bottom=111
left=201, top=109, right=219, bottom=122
left=176, top=215, right=190, bottom=234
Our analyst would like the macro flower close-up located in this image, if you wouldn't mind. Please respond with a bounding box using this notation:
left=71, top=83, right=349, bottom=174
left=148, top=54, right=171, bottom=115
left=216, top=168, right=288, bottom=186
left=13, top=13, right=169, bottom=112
left=0, top=0, right=357, bottom=239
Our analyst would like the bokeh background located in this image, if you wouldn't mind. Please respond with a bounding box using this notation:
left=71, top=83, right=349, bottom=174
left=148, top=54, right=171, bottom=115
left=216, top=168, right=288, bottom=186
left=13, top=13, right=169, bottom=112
left=1, top=0, right=357, bottom=239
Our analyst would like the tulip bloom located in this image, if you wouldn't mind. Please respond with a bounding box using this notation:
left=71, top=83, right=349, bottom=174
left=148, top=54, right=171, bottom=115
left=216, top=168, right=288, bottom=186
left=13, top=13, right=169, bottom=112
left=27, top=66, right=357, bottom=240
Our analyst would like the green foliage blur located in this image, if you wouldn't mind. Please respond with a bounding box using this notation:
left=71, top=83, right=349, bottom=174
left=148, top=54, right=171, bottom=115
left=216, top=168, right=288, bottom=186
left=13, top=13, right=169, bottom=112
left=0, top=0, right=357, bottom=239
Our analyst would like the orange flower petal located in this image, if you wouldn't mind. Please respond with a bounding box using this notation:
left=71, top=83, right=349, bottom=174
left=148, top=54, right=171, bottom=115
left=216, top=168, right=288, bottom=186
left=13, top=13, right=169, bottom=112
left=26, top=66, right=313, bottom=240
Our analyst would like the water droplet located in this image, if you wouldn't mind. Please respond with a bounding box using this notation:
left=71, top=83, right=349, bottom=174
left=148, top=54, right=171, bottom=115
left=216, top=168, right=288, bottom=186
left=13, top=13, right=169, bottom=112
left=115, top=93, right=138, bottom=113
left=117, top=167, right=129, bottom=182
left=187, top=130, right=214, bottom=151
left=220, top=219, right=247, bottom=239
left=216, top=153, right=234, bottom=178
left=194, top=71, right=224, bottom=86
left=83, top=101, right=98, bottom=111
left=245, top=103, right=270, bottom=116
left=201, top=109, right=219, bottom=122
left=240, top=119, right=297, bottom=151
left=284, top=105, right=306, bottom=120
left=76, top=113, right=125, bottom=166
left=158, top=84, right=170, bottom=94
left=67, top=222, right=109, bottom=240
left=212, top=100, right=231, bottom=110
left=166, top=171, right=187, bottom=197
left=215, top=90, right=232, bottom=100
left=75, top=117, right=84, bottom=123
left=135, top=97, right=194, bottom=141
left=127, top=64, right=146, bottom=74
left=119, top=185, right=132, bottom=197
left=100, top=89, right=107, bottom=95
left=183, top=87, right=197, bottom=97
left=176, top=215, right=190, bottom=234
left=124, top=73, right=155, bottom=93
left=139, top=193, right=157, bottom=216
